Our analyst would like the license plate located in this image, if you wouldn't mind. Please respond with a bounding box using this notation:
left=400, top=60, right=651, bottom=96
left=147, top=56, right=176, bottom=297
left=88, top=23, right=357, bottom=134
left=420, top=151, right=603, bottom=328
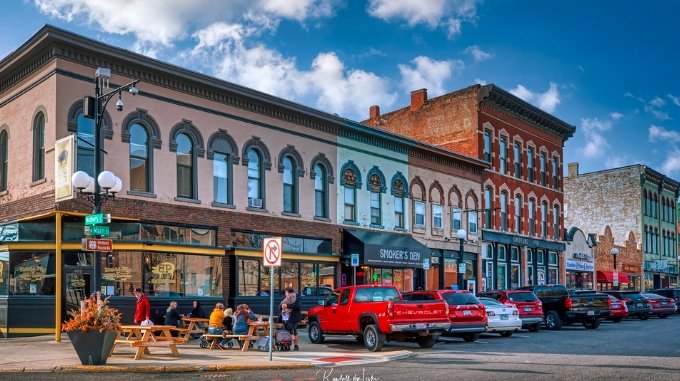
left=587, top=311, right=595, bottom=316
left=500, top=314, right=509, bottom=320
left=661, top=302, right=667, bottom=305
left=524, top=307, right=532, bottom=312
left=415, top=323, right=426, bottom=329
left=463, top=310, right=472, bottom=316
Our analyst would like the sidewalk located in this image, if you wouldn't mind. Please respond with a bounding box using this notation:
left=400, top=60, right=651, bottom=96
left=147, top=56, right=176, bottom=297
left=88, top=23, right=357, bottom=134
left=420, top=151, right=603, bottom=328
left=0, top=334, right=412, bottom=373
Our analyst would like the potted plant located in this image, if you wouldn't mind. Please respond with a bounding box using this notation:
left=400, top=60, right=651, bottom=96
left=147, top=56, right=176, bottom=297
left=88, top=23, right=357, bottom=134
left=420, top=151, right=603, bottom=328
left=63, top=292, right=122, bottom=365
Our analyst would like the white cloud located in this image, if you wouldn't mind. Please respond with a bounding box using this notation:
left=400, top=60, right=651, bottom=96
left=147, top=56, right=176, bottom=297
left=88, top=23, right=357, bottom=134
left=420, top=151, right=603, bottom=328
left=610, top=112, right=623, bottom=120
left=474, top=78, right=487, bottom=85
left=581, top=117, right=612, bottom=133
left=668, top=94, right=680, bottom=107
left=464, top=45, right=492, bottom=61
left=661, top=149, right=680, bottom=176
left=367, top=0, right=480, bottom=38
left=649, top=125, right=680, bottom=143
left=606, top=155, right=633, bottom=169
left=578, top=117, right=615, bottom=159
left=398, top=56, right=464, bottom=96
left=649, top=97, right=666, bottom=108
left=509, top=83, right=560, bottom=113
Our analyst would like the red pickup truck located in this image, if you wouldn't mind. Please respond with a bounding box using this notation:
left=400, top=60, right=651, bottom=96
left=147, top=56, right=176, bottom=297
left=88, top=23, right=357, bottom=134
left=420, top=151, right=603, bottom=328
left=307, top=285, right=450, bottom=351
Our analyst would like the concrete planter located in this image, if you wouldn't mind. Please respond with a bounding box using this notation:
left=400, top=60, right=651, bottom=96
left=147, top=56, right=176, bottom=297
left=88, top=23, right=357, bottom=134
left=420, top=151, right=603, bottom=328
left=67, top=329, right=117, bottom=365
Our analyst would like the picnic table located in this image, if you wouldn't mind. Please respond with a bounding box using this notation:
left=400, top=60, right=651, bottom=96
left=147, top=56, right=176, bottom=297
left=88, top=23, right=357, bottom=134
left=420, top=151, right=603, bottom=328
left=202, top=321, right=269, bottom=352
left=177, top=316, right=209, bottom=342
left=111, top=325, right=181, bottom=360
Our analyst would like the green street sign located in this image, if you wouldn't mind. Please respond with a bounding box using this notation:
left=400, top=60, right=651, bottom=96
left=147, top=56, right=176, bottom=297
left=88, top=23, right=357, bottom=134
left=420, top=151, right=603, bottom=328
left=85, top=225, right=110, bottom=236
left=85, top=213, right=110, bottom=226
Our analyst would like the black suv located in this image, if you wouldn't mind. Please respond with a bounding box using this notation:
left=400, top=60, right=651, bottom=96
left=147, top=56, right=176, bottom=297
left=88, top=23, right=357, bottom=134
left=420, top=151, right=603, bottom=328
left=517, top=285, right=610, bottom=330
left=649, top=288, right=680, bottom=311
left=602, top=290, right=652, bottom=319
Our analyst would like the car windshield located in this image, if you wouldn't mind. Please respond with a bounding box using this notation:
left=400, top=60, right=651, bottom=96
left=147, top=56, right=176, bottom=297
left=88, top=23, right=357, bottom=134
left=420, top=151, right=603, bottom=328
left=354, top=287, right=400, bottom=302
left=507, top=292, right=538, bottom=302
left=442, top=292, right=479, bottom=305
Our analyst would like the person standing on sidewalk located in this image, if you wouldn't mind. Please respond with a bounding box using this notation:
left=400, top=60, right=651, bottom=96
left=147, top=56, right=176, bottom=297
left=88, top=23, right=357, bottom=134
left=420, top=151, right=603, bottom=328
left=133, top=287, right=151, bottom=324
left=281, top=287, right=301, bottom=351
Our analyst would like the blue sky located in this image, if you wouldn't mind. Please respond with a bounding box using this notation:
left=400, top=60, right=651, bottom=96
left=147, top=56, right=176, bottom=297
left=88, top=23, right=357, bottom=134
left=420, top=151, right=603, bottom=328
left=2, top=0, right=680, bottom=179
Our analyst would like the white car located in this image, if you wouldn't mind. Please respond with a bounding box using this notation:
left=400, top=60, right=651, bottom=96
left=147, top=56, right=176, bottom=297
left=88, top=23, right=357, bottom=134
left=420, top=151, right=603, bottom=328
left=478, top=297, right=522, bottom=337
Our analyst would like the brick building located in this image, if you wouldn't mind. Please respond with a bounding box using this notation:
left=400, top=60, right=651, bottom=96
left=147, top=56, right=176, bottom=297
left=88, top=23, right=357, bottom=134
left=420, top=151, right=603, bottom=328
left=564, top=163, right=679, bottom=290
left=365, top=85, right=575, bottom=291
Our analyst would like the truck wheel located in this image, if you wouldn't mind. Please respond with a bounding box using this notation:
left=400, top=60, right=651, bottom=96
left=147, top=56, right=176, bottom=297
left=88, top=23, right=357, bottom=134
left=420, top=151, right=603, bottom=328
left=527, top=323, right=541, bottom=332
left=583, top=320, right=601, bottom=329
left=417, top=336, right=436, bottom=348
left=545, top=311, right=563, bottom=330
left=308, top=321, right=325, bottom=344
left=499, top=331, right=514, bottom=337
left=463, top=334, right=479, bottom=342
left=363, top=324, right=385, bottom=352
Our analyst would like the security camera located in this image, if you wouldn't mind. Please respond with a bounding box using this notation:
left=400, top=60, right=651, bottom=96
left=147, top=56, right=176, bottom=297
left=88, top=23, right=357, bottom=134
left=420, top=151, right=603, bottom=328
left=116, top=92, right=124, bottom=111
left=129, top=85, right=139, bottom=95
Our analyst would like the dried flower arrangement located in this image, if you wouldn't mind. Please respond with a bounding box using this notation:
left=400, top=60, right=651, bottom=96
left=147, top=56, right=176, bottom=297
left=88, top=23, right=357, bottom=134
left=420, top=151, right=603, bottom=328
left=62, top=292, right=122, bottom=332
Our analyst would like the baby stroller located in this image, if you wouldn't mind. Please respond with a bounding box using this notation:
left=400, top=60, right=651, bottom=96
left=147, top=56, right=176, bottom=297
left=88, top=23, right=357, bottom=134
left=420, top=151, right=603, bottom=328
left=199, top=330, right=234, bottom=349
left=275, top=328, right=293, bottom=351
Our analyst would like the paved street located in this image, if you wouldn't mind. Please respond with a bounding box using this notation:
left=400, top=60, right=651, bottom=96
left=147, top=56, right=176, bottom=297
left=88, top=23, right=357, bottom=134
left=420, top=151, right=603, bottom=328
left=2, top=315, right=679, bottom=380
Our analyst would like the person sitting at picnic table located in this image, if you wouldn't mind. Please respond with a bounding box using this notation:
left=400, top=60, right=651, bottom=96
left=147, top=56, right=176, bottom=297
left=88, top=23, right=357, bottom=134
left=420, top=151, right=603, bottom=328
left=218, top=307, right=234, bottom=348
left=232, top=304, right=257, bottom=335
left=190, top=300, right=206, bottom=318
left=164, top=300, right=182, bottom=335
left=208, top=303, right=230, bottom=349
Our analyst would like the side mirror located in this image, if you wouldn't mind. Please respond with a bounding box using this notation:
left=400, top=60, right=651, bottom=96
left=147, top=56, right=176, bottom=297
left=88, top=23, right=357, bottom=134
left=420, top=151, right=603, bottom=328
left=318, top=300, right=326, bottom=306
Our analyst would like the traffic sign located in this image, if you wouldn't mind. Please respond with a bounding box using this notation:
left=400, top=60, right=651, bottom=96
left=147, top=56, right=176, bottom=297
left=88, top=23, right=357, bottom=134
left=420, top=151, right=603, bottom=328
left=613, top=270, right=619, bottom=287
left=85, top=225, right=110, bottom=236
left=85, top=213, right=110, bottom=226
left=458, top=263, right=466, bottom=273
left=422, top=258, right=430, bottom=270
left=350, top=253, right=360, bottom=267
left=81, top=238, right=113, bottom=252
left=263, top=237, right=282, bottom=267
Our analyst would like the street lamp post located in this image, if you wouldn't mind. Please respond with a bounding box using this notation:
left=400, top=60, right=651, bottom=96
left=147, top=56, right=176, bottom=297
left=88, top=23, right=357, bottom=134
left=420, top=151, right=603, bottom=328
left=71, top=67, right=139, bottom=294
left=439, top=248, right=445, bottom=290
left=456, top=229, right=467, bottom=290
left=610, top=247, right=619, bottom=290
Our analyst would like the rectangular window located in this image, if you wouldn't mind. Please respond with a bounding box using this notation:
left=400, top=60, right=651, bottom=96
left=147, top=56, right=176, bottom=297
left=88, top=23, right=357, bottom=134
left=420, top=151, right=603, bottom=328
left=499, top=136, right=507, bottom=174
left=344, top=187, right=355, bottom=222
left=514, top=142, right=521, bottom=179
left=484, top=130, right=492, bottom=162
left=514, top=195, right=522, bottom=234
left=140, top=252, right=222, bottom=298
left=315, top=171, right=326, bottom=218
left=553, top=205, right=560, bottom=240
left=552, top=157, right=559, bottom=189
left=484, top=188, right=493, bottom=229
left=500, top=192, right=508, bottom=231
left=540, top=152, right=546, bottom=186
left=432, top=204, right=443, bottom=229
left=370, top=191, right=381, bottom=225
left=529, top=199, right=535, bottom=236
left=541, top=202, right=548, bottom=237
left=414, top=201, right=425, bottom=226
left=468, top=211, right=478, bottom=234
left=395, top=197, right=404, bottom=228
left=452, top=208, right=462, bottom=230
left=8, top=251, right=55, bottom=295
left=511, top=247, right=520, bottom=262
left=213, top=153, right=229, bottom=204
left=527, top=147, right=534, bottom=182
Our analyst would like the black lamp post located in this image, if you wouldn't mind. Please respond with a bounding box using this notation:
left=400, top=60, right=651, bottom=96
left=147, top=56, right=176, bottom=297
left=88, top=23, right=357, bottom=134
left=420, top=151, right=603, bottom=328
left=71, top=67, right=139, bottom=294
left=456, top=229, right=467, bottom=290
left=438, top=249, right=445, bottom=290
left=610, top=247, right=619, bottom=290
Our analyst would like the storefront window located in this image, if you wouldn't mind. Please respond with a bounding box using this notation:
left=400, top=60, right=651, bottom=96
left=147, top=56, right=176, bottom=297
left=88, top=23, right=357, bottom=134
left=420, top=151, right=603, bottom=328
left=8, top=251, right=55, bottom=295
left=547, top=268, right=558, bottom=284
left=237, top=259, right=335, bottom=297
left=140, top=253, right=222, bottom=298
left=100, top=251, right=141, bottom=296
left=366, top=267, right=414, bottom=292
left=511, top=264, right=520, bottom=289
left=0, top=251, right=8, bottom=295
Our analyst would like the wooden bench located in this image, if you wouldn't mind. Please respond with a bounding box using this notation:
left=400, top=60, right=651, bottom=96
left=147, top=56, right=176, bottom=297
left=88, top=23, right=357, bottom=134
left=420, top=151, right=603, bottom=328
left=202, top=334, right=259, bottom=350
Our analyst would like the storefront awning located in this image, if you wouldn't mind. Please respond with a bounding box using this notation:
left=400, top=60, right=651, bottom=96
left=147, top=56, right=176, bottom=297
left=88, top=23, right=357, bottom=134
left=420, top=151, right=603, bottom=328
left=596, top=271, right=630, bottom=283
left=343, top=229, right=429, bottom=268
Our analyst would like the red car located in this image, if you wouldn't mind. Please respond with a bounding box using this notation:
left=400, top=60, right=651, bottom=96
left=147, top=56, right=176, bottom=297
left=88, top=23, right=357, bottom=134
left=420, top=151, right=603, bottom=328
left=403, top=290, right=487, bottom=342
left=641, top=293, right=677, bottom=318
left=478, top=290, right=544, bottom=332
left=607, top=295, right=628, bottom=323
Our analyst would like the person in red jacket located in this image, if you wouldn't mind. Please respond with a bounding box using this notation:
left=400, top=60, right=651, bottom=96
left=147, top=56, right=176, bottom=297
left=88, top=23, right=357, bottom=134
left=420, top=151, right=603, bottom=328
left=133, top=287, right=151, bottom=324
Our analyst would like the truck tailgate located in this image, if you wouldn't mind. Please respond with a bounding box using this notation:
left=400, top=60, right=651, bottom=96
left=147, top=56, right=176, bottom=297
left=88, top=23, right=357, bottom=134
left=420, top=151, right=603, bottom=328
left=392, top=300, right=449, bottom=323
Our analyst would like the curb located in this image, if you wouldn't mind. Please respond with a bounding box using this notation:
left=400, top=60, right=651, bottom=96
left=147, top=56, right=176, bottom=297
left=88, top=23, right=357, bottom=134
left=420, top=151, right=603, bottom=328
left=0, top=362, right=314, bottom=373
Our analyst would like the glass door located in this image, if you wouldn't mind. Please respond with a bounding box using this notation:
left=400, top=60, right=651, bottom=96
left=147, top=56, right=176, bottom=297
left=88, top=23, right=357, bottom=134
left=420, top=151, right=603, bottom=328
left=63, top=268, right=93, bottom=319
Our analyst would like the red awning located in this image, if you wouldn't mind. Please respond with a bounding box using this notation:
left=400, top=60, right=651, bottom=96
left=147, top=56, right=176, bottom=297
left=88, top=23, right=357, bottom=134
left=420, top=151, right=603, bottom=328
left=596, top=271, right=630, bottom=283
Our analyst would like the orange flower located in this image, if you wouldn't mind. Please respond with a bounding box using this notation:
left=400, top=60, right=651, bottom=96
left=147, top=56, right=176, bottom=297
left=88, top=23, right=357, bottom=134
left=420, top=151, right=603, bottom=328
left=63, top=292, right=122, bottom=332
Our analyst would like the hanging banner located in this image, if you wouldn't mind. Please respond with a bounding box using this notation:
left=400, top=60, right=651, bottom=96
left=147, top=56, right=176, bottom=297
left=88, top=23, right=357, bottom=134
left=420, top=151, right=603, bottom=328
left=55, top=135, right=75, bottom=202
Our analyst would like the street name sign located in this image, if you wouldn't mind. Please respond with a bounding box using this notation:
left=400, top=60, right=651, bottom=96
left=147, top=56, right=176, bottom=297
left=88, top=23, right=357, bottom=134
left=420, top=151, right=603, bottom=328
left=81, top=238, right=113, bottom=252
left=85, top=213, right=111, bottom=226
left=85, top=225, right=110, bottom=236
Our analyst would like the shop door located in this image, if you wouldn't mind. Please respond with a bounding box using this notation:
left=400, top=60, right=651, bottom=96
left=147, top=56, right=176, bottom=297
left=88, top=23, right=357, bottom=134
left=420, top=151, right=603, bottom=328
left=64, top=268, right=93, bottom=319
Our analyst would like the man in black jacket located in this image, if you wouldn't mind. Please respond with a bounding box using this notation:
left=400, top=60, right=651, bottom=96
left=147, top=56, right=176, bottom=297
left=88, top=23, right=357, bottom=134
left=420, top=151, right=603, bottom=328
left=281, top=287, right=301, bottom=350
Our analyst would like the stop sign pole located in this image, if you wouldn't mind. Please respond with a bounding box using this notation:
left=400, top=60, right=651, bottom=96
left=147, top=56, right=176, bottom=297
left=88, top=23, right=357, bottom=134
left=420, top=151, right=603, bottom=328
left=263, top=237, right=281, bottom=361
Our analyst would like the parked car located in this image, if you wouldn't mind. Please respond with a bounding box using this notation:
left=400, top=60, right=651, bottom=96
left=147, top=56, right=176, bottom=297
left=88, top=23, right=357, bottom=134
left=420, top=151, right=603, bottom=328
left=641, top=293, right=677, bottom=318
left=478, top=289, right=543, bottom=332
left=307, top=285, right=450, bottom=351
left=649, top=288, right=680, bottom=312
left=602, top=290, right=652, bottom=320
left=477, top=297, right=522, bottom=337
left=403, top=290, right=487, bottom=342
left=517, top=285, right=610, bottom=330
left=302, top=286, right=333, bottom=297
left=606, top=295, right=628, bottom=323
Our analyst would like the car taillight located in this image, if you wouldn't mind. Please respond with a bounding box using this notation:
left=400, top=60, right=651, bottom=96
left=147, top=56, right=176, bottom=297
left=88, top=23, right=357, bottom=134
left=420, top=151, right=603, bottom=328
left=387, top=301, right=394, bottom=318
left=564, top=297, right=573, bottom=309
left=512, top=309, right=519, bottom=316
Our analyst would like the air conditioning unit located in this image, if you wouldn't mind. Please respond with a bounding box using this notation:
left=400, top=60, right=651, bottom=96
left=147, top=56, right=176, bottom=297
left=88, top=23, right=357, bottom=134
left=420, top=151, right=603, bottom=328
left=248, top=198, right=263, bottom=208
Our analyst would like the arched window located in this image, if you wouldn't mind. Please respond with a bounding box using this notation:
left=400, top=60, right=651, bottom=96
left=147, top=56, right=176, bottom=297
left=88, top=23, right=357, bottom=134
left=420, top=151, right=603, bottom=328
left=212, top=138, right=233, bottom=205
left=32, top=113, right=45, bottom=181
left=282, top=156, right=297, bottom=213
left=247, top=148, right=263, bottom=207
left=129, top=123, right=150, bottom=192
left=393, top=178, right=405, bottom=228
left=500, top=191, right=508, bottom=231
left=515, top=194, right=522, bottom=234
left=369, top=173, right=382, bottom=226
left=484, top=187, right=493, bottom=229
left=314, top=163, right=327, bottom=218
left=76, top=113, right=98, bottom=176
left=176, top=133, right=194, bottom=198
left=0, top=130, right=7, bottom=192
left=343, top=168, right=357, bottom=222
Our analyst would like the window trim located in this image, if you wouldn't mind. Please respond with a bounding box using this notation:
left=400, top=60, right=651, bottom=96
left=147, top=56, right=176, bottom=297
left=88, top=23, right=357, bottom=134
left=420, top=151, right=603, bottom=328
left=32, top=112, right=45, bottom=182
left=0, top=128, right=8, bottom=192
left=128, top=123, right=152, bottom=193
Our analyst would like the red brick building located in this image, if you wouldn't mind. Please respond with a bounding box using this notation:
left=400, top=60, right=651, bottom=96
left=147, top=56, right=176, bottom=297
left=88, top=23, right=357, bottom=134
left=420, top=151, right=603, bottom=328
left=365, top=85, right=575, bottom=291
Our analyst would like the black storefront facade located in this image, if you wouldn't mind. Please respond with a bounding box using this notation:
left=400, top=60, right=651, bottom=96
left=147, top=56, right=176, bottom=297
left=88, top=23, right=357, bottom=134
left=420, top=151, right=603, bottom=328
left=481, top=230, right=565, bottom=292
left=341, top=228, right=430, bottom=292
